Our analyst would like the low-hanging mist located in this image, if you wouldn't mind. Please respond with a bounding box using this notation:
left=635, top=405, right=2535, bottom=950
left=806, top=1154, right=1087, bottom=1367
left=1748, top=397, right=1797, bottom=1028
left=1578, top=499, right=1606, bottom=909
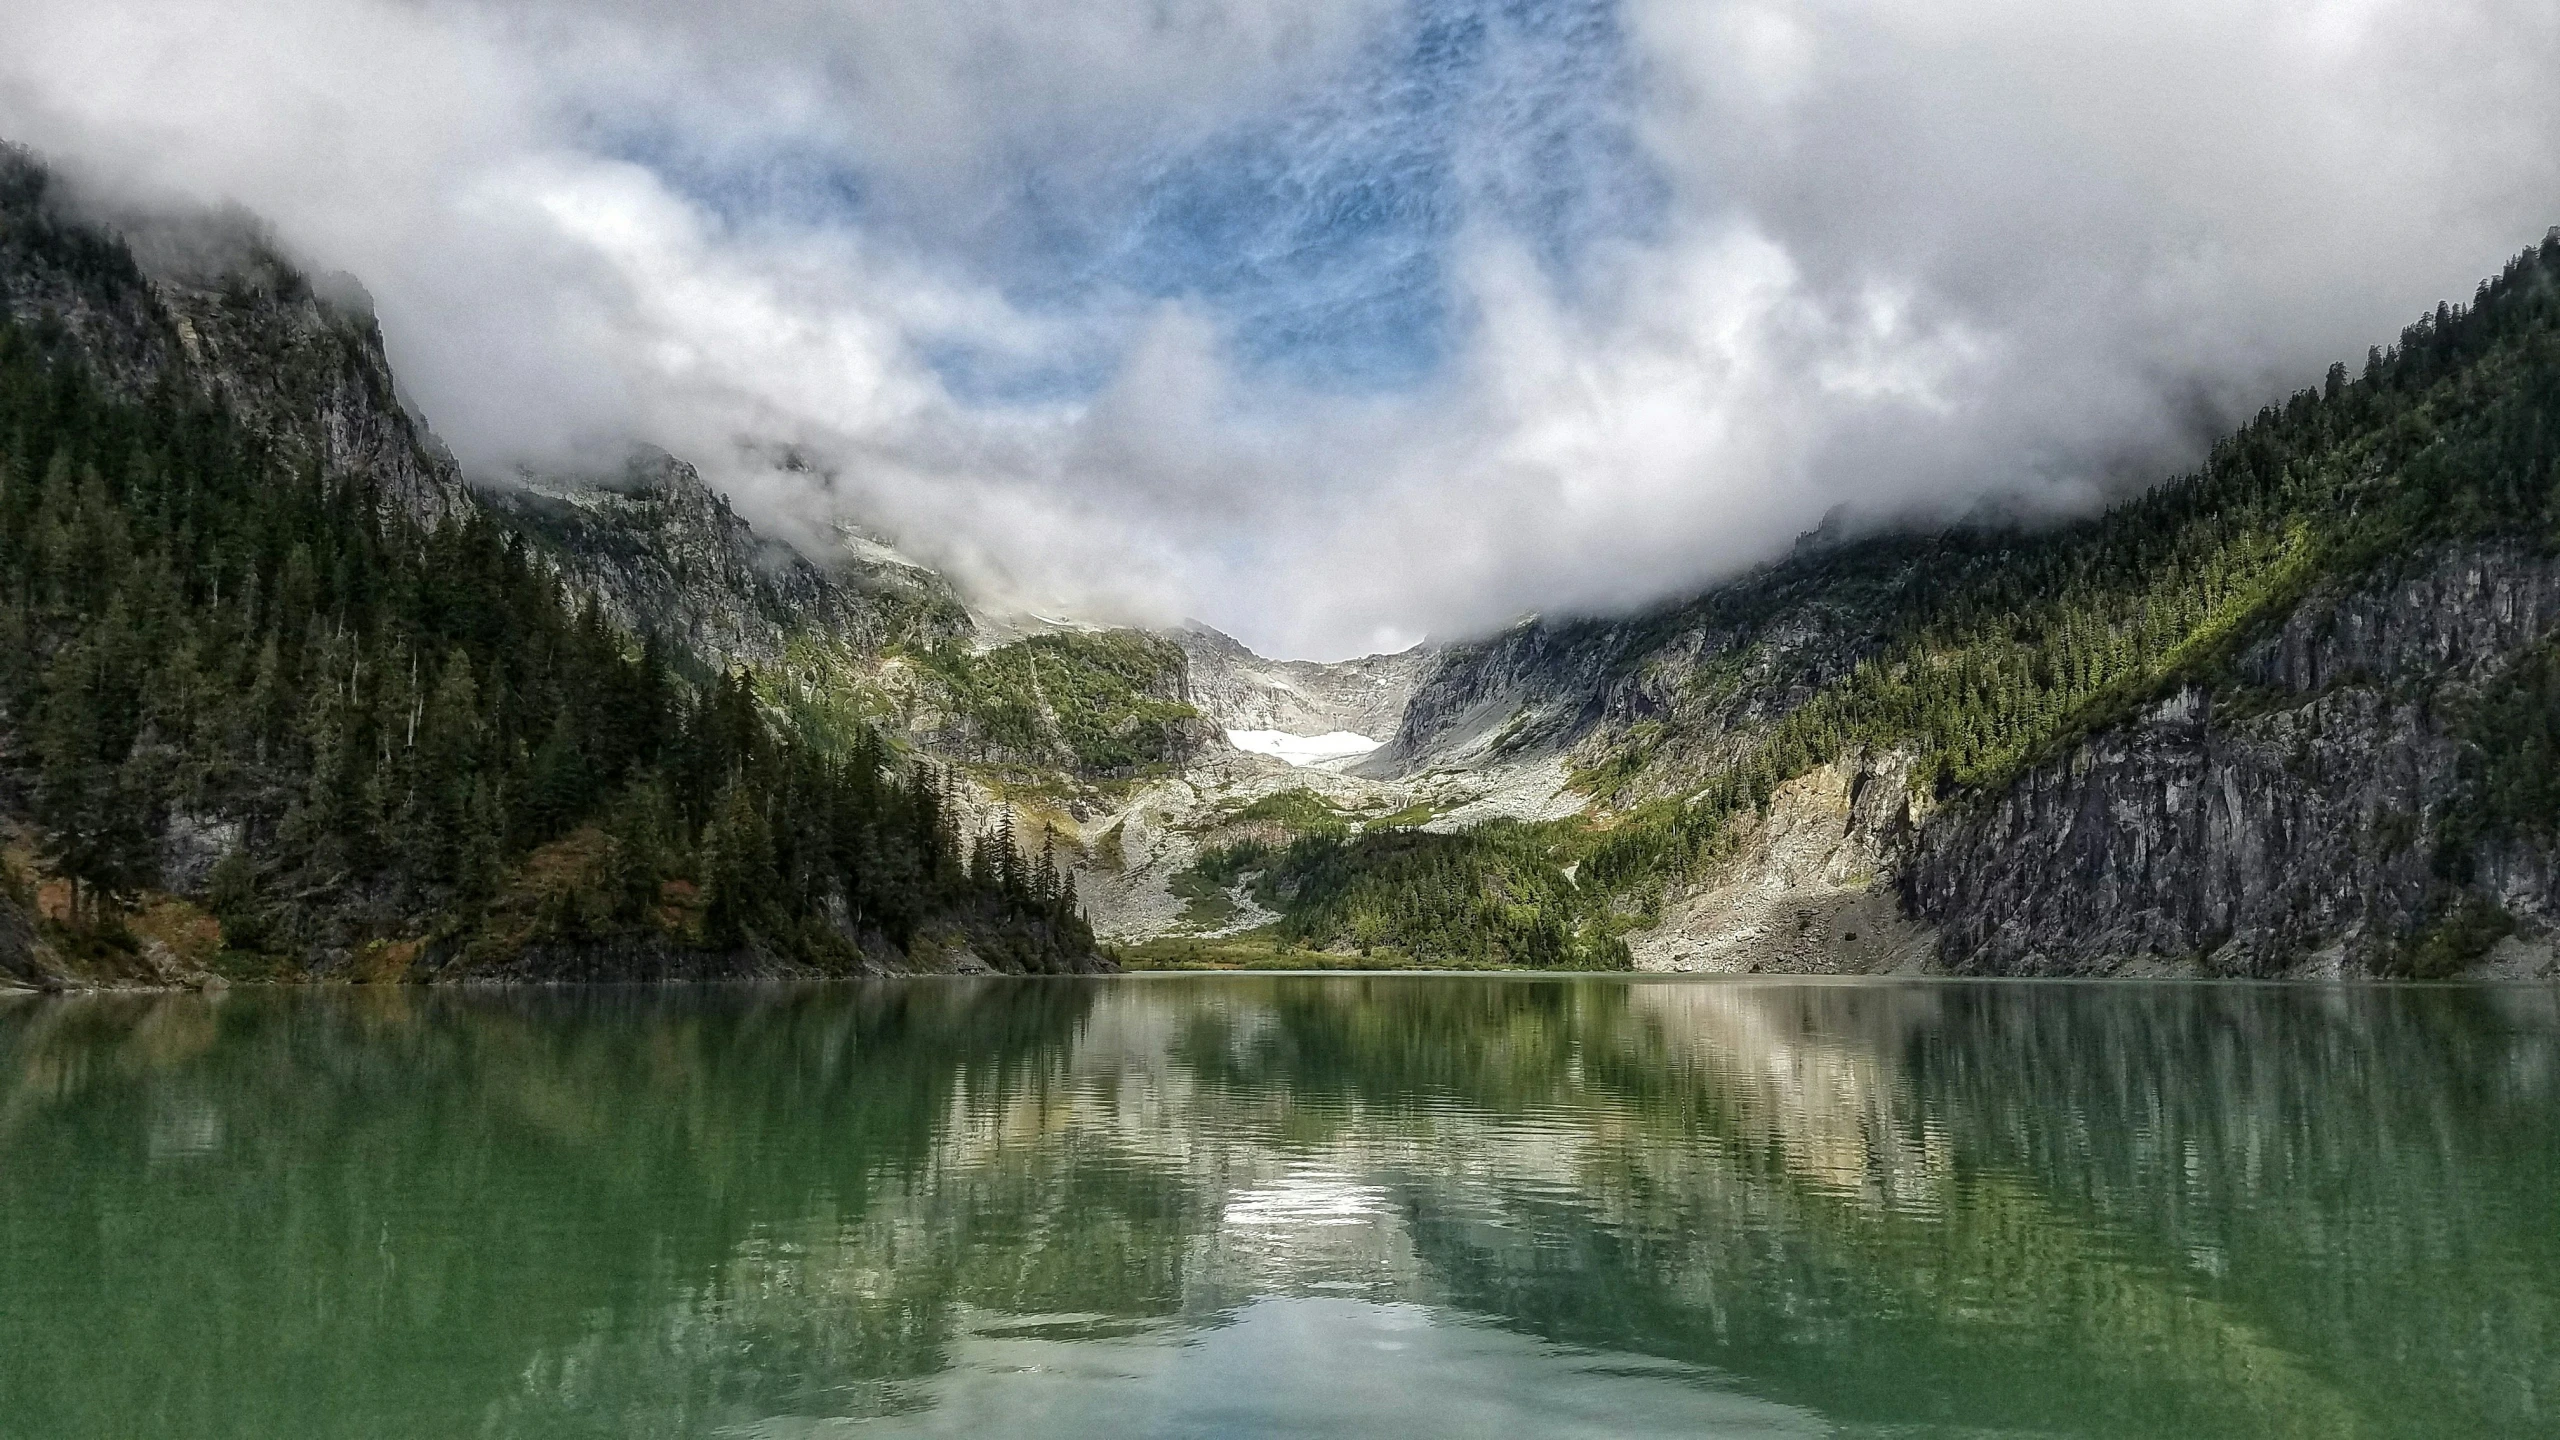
left=4, top=0, right=2556, bottom=658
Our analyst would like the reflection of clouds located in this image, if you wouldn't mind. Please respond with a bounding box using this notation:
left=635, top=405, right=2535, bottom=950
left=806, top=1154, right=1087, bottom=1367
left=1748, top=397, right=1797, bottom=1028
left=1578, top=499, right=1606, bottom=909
left=14, top=981, right=2551, bottom=1437
left=1220, top=1166, right=1389, bottom=1228
left=885, top=1297, right=1825, bottom=1439
left=888, top=982, right=1980, bottom=1321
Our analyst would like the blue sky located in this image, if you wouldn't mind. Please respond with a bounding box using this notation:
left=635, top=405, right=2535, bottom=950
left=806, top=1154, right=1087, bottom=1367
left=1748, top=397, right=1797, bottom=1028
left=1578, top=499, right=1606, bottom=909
left=1040, top=0, right=1663, bottom=393
left=628, top=0, right=1665, bottom=404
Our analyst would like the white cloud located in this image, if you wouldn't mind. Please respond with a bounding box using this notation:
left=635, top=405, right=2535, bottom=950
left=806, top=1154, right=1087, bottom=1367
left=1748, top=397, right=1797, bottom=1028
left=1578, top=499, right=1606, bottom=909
left=3, top=0, right=2556, bottom=658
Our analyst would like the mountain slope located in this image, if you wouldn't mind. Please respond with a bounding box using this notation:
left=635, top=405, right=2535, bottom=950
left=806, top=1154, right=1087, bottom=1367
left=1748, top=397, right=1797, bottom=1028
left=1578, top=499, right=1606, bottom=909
left=1172, top=622, right=1436, bottom=741
left=0, top=146, right=1104, bottom=987
left=1334, top=227, right=2560, bottom=977
left=0, top=150, right=471, bottom=532
left=480, top=449, right=970, bottom=671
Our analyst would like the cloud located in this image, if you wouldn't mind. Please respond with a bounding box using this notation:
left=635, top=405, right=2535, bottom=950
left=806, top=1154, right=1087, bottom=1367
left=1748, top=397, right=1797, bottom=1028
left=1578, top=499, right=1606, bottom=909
left=3, top=0, right=2556, bottom=658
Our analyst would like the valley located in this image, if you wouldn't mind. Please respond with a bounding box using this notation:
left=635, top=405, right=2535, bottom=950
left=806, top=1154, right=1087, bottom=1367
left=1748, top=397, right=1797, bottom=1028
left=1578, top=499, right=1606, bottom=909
left=7, top=140, right=2560, bottom=985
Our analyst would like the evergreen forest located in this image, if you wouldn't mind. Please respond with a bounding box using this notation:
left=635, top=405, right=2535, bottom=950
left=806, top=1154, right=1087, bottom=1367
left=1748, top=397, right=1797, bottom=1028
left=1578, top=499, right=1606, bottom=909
left=0, top=301, right=1097, bottom=979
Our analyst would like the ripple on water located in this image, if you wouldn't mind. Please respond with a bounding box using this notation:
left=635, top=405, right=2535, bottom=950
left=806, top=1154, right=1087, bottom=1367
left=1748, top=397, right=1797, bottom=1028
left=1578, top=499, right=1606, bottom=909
left=1, top=978, right=2553, bottom=1438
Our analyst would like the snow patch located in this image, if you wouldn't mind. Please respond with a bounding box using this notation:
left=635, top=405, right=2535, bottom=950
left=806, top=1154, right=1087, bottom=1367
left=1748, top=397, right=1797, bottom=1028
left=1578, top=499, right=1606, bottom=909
left=1225, top=729, right=1383, bottom=767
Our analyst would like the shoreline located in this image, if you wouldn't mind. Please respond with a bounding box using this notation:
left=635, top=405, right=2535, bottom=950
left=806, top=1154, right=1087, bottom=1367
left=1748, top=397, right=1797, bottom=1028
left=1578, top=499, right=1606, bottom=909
left=13, top=969, right=2560, bottom=999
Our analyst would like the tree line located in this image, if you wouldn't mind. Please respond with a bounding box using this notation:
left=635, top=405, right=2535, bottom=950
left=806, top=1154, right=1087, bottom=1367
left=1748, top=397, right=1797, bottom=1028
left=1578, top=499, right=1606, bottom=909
left=1202, top=229, right=2560, bottom=967
left=0, top=305, right=1095, bottom=974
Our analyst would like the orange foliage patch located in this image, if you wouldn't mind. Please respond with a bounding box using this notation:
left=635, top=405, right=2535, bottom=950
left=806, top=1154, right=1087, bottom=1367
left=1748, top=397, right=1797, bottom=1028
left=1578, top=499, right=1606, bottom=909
left=354, top=938, right=425, bottom=984
left=130, top=898, right=224, bottom=968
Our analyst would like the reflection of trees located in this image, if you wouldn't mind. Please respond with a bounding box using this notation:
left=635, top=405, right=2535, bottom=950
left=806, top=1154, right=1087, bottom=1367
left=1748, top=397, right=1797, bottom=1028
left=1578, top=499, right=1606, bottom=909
left=1888, top=984, right=2560, bottom=1435
left=1169, top=978, right=2560, bottom=1438
left=1170, top=977, right=1595, bottom=1110
left=0, top=982, right=1102, bottom=1439
left=5, top=980, right=2555, bottom=1438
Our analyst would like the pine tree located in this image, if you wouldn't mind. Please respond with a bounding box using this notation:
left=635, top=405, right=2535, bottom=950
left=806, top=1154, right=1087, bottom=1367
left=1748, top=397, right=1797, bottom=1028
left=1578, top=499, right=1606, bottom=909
left=701, top=780, right=780, bottom=949
left=525, top=706, right=592, bottom=844
left=0, top=259, right=1096, bottom=974
left=31, top=637, right=152, bottom=921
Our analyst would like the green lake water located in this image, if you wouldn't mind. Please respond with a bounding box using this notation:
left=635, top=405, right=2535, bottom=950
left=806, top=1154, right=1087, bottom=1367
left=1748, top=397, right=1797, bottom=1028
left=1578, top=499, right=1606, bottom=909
left=1, top=976, right=2554, bottom=1438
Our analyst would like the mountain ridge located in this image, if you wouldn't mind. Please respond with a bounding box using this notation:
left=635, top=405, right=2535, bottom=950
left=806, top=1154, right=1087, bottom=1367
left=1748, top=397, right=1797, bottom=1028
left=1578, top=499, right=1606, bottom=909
left=0, top=146, right=1107, bottom=988
left=9, top=135, right=2560, bottom=982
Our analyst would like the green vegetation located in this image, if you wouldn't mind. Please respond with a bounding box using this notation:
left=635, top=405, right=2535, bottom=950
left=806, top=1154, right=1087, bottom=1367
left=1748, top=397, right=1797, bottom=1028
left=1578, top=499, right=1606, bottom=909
left=0, top=293, right=1093, bottom=975
left=1089, top=818, right=1127, bottom=872
left=763, top=633, right=908, bottom=753
left=2397, top=895, right=2517, bottom=980
left=1214, top=233, right=2560, bottom=966
left=913, top=630, right=1202, bottom=775
left=1364, top=800, right=1439, bottom=830
left=1167, top=867, right=1242, bottom=930
left=1209, top=786, right=1350, bottom=837
left=1189, top=821, right=1631, bottom=970
left=2454, top=633, right=2560, bottom=852
left=1114, top=926, right=1565, bottom=970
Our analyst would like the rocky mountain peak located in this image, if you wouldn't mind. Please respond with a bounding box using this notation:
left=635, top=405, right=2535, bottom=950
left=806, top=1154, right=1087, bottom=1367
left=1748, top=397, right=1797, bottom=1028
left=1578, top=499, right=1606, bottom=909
left=0, top=144, right=472, bottom=532
left=482, top=447, right=972, bottom=669
left=1169, top=621, right=1440, bottom=743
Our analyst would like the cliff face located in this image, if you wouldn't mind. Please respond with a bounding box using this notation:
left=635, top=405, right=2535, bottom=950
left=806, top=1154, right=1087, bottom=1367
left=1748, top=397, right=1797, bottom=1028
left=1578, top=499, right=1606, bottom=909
left=1385, top=498, right=2560, bottom=982
left=481, top=451, right=971, bottom=670
left=1375, top=618, right=1617, bottom=769
left=1912, top=543, right=2560, bottom=977
left=0, top=149, right=175, bottom=393
left=1625, top=753, right=1937, bottom=974
left=1, top=147, right=471, bottom=531
left=151, top=261, right=473, bottom=533
left=1171, top=623, right=1438, bottom=738
left=1505, top=533, right=2560, bottom=980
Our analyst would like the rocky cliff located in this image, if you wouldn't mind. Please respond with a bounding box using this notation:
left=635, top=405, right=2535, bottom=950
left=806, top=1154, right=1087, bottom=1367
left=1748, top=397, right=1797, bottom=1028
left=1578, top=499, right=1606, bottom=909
left=1377, top=538, right=1919, bottom=785
left=1378, top=231, right=2560, bottom=978
left=481, top=450, right=970, bottom=670
left=1913, top=543, right=2560, bottom=977
left=1405, top=528, right=2560, bottom=980
left=1, top=145, right=471, bottom=531
left=1172, top=622, right=1437, bottom=738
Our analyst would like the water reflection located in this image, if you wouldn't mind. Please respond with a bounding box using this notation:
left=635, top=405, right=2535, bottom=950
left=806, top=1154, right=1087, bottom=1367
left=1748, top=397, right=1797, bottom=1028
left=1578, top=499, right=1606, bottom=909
left=1, top=978, right=2553, bottom=1438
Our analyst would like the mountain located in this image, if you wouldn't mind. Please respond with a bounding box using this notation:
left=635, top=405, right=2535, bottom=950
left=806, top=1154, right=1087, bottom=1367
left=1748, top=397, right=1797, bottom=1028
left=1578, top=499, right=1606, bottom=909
left=0, top=145, right=1104, bottom=988
left=1290, top=229, right=2560, bottom=978
left=9, top=133, right=2560, bottom=984
left=0, top=161, right=471, bottom=533
left=479, top=448, right=970, bottom=670
left=1170, top=622, right=1436, bottom=741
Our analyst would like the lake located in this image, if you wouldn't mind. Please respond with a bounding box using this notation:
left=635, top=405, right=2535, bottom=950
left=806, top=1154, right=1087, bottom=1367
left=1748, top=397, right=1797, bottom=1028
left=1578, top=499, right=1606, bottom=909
left=1, top=977, right=2553, bottom=1437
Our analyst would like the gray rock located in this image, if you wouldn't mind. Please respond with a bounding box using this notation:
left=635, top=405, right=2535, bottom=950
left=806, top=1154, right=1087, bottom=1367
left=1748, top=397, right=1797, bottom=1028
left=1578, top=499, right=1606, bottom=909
left=158, top=813, right=243, bottom=895
left=1911, top=544, right=2560, bottom=974
left=1170, top=622, right=1437, bottom=739
left=479, top=449, right=971, bottom=669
